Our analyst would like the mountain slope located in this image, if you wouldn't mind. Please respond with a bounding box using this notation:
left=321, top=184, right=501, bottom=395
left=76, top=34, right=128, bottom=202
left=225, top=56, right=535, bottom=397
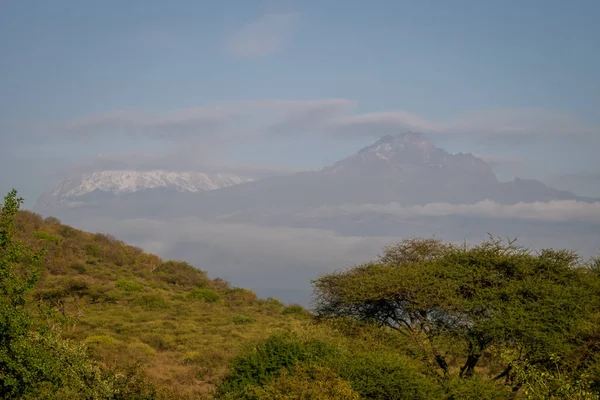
left=177, top=132, right=586, bottom=215
left=15, top=210, right=308, bottom=399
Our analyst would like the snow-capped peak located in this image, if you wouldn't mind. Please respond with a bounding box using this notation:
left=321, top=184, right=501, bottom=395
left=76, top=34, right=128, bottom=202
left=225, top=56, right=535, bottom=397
left=40, top=170, right=252, bottom=207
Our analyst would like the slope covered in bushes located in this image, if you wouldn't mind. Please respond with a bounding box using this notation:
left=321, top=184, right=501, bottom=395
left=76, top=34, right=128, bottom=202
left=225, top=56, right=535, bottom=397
left=7, top=193, right=310, bottom=399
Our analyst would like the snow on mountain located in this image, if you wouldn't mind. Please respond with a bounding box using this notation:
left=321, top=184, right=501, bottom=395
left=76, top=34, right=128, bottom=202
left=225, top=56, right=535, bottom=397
left=37, top=170, right=252, bottom=208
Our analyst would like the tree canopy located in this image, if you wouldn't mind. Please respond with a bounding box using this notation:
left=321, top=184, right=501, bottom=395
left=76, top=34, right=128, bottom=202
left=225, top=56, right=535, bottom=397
left=313, top=237, right=600, bottom=392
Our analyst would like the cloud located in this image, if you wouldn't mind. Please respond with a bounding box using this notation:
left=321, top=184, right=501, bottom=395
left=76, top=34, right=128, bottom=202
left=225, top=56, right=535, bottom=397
left=54, top=98, right=354, bottom=140
left=225, top=12, right=300, bottom=58
left=62, top=209, right=600, bottom=304
left=41, top=98, right=597, bottom=145
left=305, top=200, right=600, bottom=223
left=58, top=108, right=238, bottom=140
left=64, top=149, right=304, bottom=179
left=328, top=109, right=598, bottom=142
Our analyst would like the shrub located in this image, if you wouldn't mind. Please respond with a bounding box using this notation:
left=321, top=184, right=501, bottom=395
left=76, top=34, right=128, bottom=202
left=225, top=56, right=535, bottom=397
left=58, top=225, right=79, bottom=239
left=144, top=334, right=176, bottom=351
left=43, top=216, right=61, bottom=225
left=33, top=231, right=62, bottom=245
left=116, top=279, right=144, bottom=292
left=187, top=289, right=221, bottom=303
left=331, top=351, right=443, bottom=400
left=248, top=365, right=361, bottom=400
left=85, top=243, right=103, bottom=258
left=263, top=297, right=284, bottom=307
left=232, top=315, right=256, bottom=325
left=181, top=351, right=203, bottom=365
left=226, top=288, right=258, bottom=305
left=84, top=335, right=120, bottom=347
left=154, top=260, right=210, bottom=288
left=281, top=304, right=310, bottom=317
left=132, top=294, right=170, bottom=310
left=443, top=375, right=514, bottom=400
left=215, top=333, right=340, bottom=398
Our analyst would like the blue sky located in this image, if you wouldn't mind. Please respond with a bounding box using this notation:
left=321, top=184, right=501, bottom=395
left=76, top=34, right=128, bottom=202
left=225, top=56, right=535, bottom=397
left=1, top=0, right=599, bottom=206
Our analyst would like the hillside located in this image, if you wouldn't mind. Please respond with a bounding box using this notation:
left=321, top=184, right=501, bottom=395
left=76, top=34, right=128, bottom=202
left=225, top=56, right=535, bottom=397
left=13, top=210, right=310, bottom=399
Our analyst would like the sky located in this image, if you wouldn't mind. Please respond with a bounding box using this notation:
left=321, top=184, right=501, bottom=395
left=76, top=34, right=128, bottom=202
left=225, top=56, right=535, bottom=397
left=1, top=0, right=600, bottom=207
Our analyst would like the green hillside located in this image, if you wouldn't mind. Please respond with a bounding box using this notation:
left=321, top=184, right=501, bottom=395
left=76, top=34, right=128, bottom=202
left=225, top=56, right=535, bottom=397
left=3, top=190, right=600, bottom=399
left=4, top=192, right=310, bottom=399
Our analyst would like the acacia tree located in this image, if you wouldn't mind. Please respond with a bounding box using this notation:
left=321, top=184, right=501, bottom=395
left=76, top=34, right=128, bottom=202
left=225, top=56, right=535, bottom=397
left=312, top=237, right=599, bottom=386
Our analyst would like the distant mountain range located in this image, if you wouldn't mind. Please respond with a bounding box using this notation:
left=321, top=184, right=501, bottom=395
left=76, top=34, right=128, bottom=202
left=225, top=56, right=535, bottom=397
left=35, top=132, right=589, bottom=219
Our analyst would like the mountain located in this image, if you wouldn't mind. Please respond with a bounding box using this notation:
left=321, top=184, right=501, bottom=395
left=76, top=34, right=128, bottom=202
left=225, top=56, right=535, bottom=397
left=35, top=169, right=252, bottom=213
left=164, top=132, right=585, bottom=218
left=35, top=133, right=588, bottom=221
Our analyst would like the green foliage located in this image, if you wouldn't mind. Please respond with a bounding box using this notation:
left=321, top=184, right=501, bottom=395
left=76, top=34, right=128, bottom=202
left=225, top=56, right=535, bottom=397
left=232, top=315, right=256, bottom=325
left=33, top=231, right=61, bottom=245
left=116, top=279, right=144, bottom=292
left=508, top=354, right=599, bottom=400
left=443, top=375, right=515, bottom=400
left=247, top=365, right=361, bottom=400
left=215, top=333, right=340, bottom=398
left=263, top=297, right=284, bottom=307
left=332, top=351, right=442, bottom=400
left=281, top=304, right=310, bottom=317
left=132, top=294, right=170, bottom=310
left=226, top=287, right=259, bottom=305
left=187, top=288, right=221, bottom=303
left=154, top=260, right=210, bottom=288
left=0, top=190, right=157, bottom=399
left=313, top=237, right=599, bottom=383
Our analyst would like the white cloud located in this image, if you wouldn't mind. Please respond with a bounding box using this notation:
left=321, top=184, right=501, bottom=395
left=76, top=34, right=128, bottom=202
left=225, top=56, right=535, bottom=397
left=306, top=200, right=600, bottom=223
left=225, top=12, right=300, bottom=58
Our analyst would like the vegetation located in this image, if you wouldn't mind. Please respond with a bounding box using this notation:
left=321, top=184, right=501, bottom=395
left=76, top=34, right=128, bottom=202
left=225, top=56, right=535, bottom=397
left=2, top=190, right=310, bottom=398
left=2, top=189, right=599, bottom=399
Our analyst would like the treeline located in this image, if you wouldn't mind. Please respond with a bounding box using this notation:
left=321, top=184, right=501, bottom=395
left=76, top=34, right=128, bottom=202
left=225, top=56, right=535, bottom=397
left=2, top=189, right=600, bottom=399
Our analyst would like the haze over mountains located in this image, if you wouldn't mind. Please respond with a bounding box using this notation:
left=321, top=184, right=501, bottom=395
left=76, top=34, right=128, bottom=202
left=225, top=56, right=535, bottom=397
left=34, top=133, right=600, bottom=304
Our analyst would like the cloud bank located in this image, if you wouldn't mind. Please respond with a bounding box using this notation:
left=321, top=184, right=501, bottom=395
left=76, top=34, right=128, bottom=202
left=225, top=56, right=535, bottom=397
left=52, top=99, right=597, bottom=144
left=306, top=200, right=600, bottom=223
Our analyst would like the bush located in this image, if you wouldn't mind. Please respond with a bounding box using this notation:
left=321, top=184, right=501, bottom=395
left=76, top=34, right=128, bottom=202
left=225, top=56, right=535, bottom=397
left=443, top=375, right=514, bottom=400
left=85, top=243, right=103, bottom=258
left=132, top=294, right=170, bottom=310
left=332, top=351, right=442, bottom=400
left=263, top=297, right=284, bottom=307
left=116, top=279, right=144, bottom=292
left=232, top=315, right=256, bottom=325
left=154, top=260, right=210, bottom=288
left=215, top=333, right=340, bottom=398
left=33, top=231, right=62, bottom=245
left=226, top=288, right=258, bottom=305
left=281, top=304, right=310, bottom=317
left=187, top=289, right=221, bottom=303
left=248, top=365, right=361, bottom=400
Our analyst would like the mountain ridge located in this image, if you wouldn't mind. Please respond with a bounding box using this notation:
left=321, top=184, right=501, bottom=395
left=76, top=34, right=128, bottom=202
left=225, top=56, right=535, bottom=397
left=34, top=133, right=592, bottom=220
